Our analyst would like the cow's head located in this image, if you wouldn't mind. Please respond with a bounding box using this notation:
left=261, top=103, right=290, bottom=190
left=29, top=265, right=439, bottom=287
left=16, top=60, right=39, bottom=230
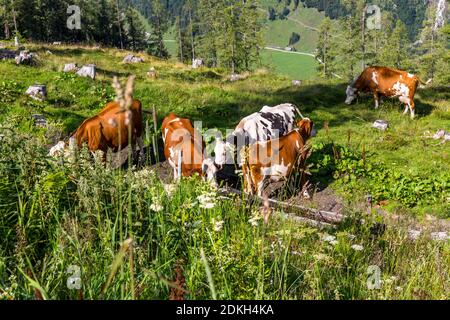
left=345, top=86, right=358, bottom=105
left=202, top=158, right=219, bottom=187
left=49, top=141, right=67, bottom=157
left=48, top=137, right=76, bottom=158
left=297, top=118, right=314, bottom=142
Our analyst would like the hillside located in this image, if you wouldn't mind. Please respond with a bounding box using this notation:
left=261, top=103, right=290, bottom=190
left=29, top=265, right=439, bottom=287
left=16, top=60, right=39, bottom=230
left=0, top=45, right=449, bottom=300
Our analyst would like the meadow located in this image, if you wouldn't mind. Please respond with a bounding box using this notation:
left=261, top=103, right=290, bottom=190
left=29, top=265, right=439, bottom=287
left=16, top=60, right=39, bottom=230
left=0, top=44, right=449, bottom=300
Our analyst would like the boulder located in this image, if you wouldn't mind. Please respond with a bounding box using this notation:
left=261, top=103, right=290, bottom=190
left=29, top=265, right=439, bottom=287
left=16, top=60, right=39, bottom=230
left=0, top=49, right=17, bottom=60
left=433, top=129, right=450, bottom=142
left=123, top=54, right=144, bottom=63
left=26, top=85, right=47, bottom=101
left=192, top=58, right=204, bottom=69
left=147, top=67, right=158, bottom=79
left=15, top=50, right=35, bottom=65
left=230, top=73, right=242, bottom=82
left=372, top=120, right=389, bottom=131
left=292, top=80, right=302, bottom=86
left=32, top=114, right=47, bottom=127
left=64, top=63, right=79, bottom=73
left=76, top=64, right=96, bottom=80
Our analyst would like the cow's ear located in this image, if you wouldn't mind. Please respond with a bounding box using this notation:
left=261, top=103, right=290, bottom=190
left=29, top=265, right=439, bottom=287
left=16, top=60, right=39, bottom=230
left=299, top=119, right=313, bottom=141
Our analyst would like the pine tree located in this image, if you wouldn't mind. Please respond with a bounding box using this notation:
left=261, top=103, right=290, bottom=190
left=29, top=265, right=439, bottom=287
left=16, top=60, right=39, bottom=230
left=316, top=17, right=334, bottom=77
left=147, top=0, right=169, bottom=58
left=378, top=20, right=409, bottom=69
left=125, top=7, right=147, bottom=51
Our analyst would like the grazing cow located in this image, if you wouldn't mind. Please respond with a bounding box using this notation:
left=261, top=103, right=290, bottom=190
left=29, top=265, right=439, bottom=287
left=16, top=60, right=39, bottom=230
left=49, top=100, right=144, bottom=160
left=202, top=104, right=303, bottom=184
left=345, top=66, right=427, bottom=119
left=241, top=118, right=314, bottom=197
left=162, top=113, right=205, bottom=180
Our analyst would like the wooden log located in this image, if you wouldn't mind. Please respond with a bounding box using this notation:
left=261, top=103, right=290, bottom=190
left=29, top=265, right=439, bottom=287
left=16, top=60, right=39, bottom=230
left=220, top=187, right=345, bottom=225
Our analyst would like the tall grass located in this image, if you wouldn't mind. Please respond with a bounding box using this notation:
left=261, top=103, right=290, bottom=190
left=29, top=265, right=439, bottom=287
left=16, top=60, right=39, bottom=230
left=0, top=45, right=449, bottom=300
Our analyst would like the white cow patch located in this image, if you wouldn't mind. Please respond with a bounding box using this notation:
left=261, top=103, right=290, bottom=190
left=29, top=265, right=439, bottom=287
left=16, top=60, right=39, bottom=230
left=407, top=73, right=414, bottom=78
left=392, top=81, right=410, bottom=97
left=261, top=160, right=291, bottom=181
left=372, top=72, right=379, bottom=85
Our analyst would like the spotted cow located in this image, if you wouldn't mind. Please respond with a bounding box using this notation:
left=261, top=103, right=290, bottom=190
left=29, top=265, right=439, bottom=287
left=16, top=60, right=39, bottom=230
left=241, top=118, right=314, bottom=197
left=345, top=66, right=428, bottom=119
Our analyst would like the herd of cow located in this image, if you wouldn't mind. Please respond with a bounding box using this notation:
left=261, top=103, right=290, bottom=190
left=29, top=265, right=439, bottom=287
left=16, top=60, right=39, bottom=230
left=49, top=66, right=426, bottom=198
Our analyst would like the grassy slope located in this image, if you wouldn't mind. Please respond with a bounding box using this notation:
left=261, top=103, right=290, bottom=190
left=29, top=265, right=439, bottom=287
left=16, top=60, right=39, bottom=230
left=0, top=45, right=449, bottom=299
left=260, top=49, right=318, bottom=80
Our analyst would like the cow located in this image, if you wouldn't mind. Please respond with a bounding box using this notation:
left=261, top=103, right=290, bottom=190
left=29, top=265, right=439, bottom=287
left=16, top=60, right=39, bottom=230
left=345, top=66, right=428, bottom=119
left=241, top=118, right=314, bottom=197
left=162, top=113, right=206, bottom=180
left=49, top=99, right=144, bottom=161
left=202, top=104, right=305, bottom=184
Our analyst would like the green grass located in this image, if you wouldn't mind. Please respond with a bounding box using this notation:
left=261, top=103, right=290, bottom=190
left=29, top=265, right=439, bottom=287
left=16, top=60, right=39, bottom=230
left=0, top=44, right=449, bottom=300
left=260, top=1, right=325, bottom=53
left=260, top=49, right=318, bottom=80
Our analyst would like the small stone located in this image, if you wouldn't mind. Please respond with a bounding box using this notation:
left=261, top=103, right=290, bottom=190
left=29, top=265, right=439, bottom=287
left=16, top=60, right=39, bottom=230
left=123, top=54, right=144, bottom=63
left=192, top=58, right=204, bottom=69
left=430, top=231, right=449, bottom=242
left=32, top=114, right=47, bottom=127
left=64, top=63, right=79, bottom=73
left=76, top=64, right=96, bottom=80
left=26, top=85, right=47, bottom=101
left=372, top=120, right=389, bottom=131
left=292, top=80, right=302, bottom=86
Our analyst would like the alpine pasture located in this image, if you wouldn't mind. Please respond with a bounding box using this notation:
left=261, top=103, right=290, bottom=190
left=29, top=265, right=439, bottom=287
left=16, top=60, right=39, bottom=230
left=0, top=44, right=449, bottom=300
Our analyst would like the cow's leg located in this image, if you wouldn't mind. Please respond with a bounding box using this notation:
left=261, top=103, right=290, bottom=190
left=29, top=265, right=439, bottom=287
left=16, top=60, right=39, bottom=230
left=409, top=100, right=416, bottom=119
left=373, top=92, right=380, bottom=109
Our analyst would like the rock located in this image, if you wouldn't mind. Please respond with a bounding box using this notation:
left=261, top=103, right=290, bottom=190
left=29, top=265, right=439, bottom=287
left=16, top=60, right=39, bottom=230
left=15, top=50, right=35, bottom=65
left=26, top=85, right=47, bottom=101
left=372, top=120, right=389, bottom=131
left=0, top=49, right=17, bottom=60
left=433, top=129, right=450, bottom=142
left=230, top=73, right=241, bottom=82
left=76, top=64, right=96, bottom=80
left=32, top=114, right=47, bottom=127
left=46, top=50, right=53, bottom=55
left=192, top=58, right=204, bottom=69
left=408, top=229, right=422, bottom=241
left=147, top=67, right=158, bottom=79
left=292, top=80, right=302, bottom=86
left=123, top=54, right=144, bottom=63
left=64, top=63, right=79, bottom=73
left=52, top=41, right=62, bottom=45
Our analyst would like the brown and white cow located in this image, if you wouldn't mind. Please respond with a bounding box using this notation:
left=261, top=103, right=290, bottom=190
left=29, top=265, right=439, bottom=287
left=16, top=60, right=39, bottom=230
left=49, top=99, right=144, bottom=160
left=161, top=113, right=206, bottom=180
left=345, top=66, right=427, bottom=119
left=241, top=118, right=314, bottom=197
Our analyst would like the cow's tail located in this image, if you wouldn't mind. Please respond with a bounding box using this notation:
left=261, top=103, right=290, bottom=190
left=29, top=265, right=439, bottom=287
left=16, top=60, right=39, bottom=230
left=293, top=105, right=305, bottom=120
left=417, top=76, right=433, bottom=88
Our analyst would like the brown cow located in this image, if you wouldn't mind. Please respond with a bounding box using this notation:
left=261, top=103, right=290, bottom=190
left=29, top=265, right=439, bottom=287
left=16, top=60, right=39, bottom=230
left=242, top=118, right=314, bottom=197
left=161, top=113, right=205, bottom=180
left=49, top=99, right=144, bottom=160
left=345, top=66, right=428, bottom=119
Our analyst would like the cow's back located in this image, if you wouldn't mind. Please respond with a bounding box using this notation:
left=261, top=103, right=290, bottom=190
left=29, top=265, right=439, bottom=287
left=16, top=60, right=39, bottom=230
left=357, top=66, right=419, bottom=96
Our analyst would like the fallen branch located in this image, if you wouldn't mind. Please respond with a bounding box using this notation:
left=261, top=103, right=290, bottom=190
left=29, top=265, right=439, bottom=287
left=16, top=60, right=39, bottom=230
left=219, top=187, right=345, bottom=225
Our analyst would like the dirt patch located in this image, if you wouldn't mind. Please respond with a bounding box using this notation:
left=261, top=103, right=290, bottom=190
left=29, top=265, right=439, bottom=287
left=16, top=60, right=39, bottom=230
left=290, top=186, right=344, bottom=214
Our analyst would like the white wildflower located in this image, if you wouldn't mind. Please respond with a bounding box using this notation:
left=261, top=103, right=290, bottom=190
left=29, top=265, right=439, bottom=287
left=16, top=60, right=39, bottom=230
left=322, top=235, right=336, bottom=243
left=249, top=211, right=262, bottom=227
left=163, top=183, right=177, bottom=196
left=150, top=202, right=163, bottom=212
left=197, top=192, right=217, bottom=210
left=430, top=231, right=449, bottom=242
left=329, top=240, right=338, bottom=246
left=408, top=229, right=422, bottom=241
left=212, top=218, right=224, bottom=232
left=351, top=244, right=364, bottom=251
